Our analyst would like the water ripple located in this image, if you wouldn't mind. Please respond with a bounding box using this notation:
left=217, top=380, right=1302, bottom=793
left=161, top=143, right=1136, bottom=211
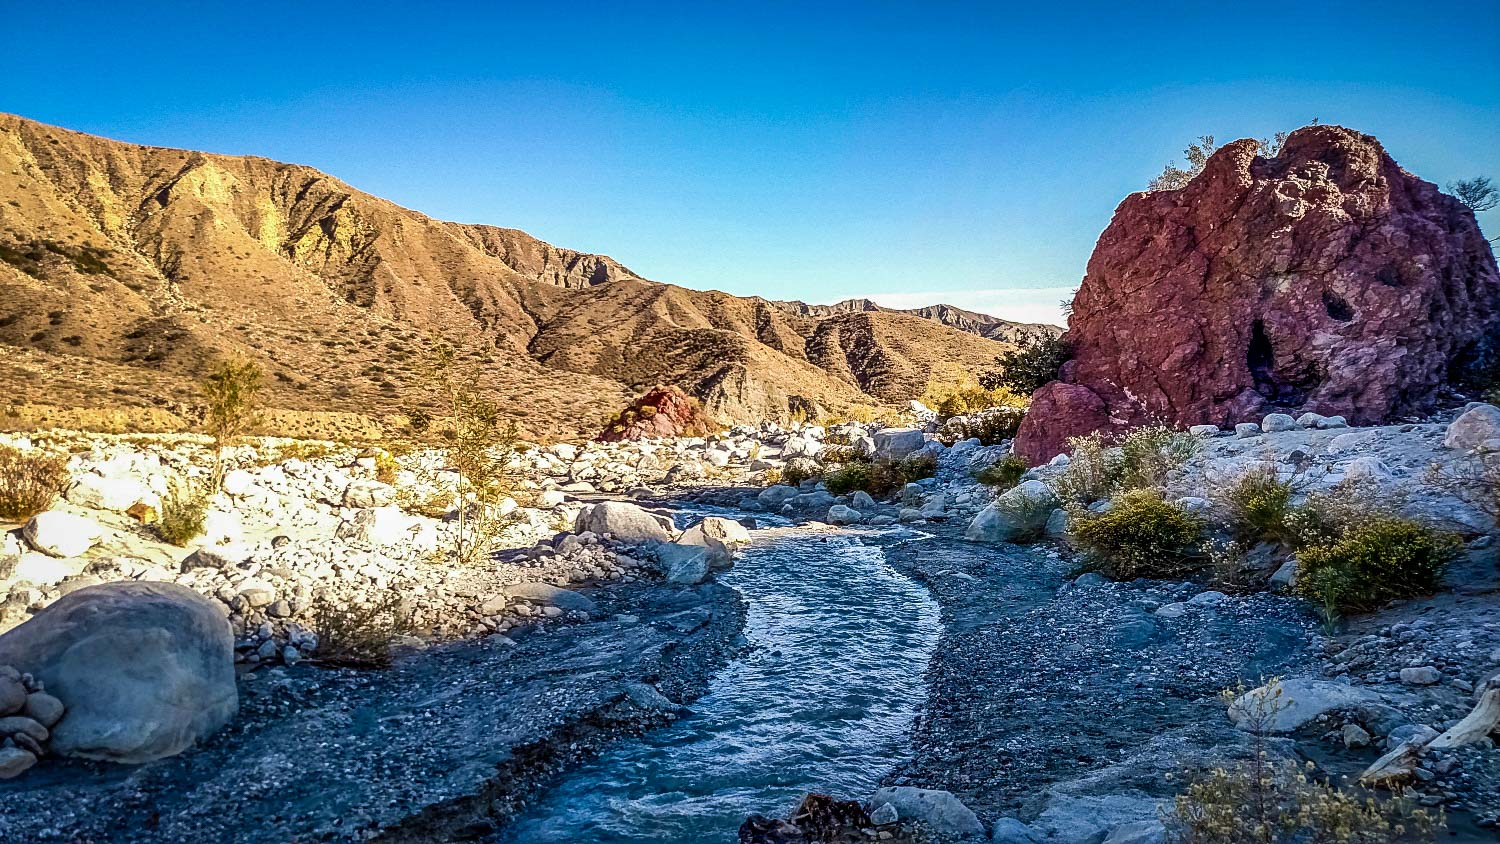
left=495, top=518, right=941, bottom=844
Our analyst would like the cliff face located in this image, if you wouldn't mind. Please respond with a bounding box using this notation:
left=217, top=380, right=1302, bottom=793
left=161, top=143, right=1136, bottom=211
left=0, top=114, right=1017, bottom=438
left=1015, top=125, right=1500, bottom=463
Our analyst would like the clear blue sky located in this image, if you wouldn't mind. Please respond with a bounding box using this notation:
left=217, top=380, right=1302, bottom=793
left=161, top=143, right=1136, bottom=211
left=4, top=1, right=1497, bottom=325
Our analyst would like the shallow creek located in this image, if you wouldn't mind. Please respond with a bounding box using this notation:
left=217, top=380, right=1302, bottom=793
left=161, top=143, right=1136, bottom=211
left=495, top=511, right=941, bottom=843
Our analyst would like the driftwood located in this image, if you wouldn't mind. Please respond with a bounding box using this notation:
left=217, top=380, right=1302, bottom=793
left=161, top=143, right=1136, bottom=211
left=1428, top=688, right=1500, bottom=750
left=1361, top=688, right=1500, bottom=785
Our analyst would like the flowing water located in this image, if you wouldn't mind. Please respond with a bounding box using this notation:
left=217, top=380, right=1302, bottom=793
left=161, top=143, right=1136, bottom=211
left=495, top=513, right=941, bottom=844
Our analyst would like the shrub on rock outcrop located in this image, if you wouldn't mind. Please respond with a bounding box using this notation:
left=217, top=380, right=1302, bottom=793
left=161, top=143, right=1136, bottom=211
left=1015, top=125, right=1500, bottom=464
left=597, top=385, right=716, bottom=442
left=981, top=334, right=1071, bottom=395
left=1069, top=490, right=1205, bottom=580
left=1295, top=518, right=1460, bottom=614
left=0, top=444, right=69, bottom=522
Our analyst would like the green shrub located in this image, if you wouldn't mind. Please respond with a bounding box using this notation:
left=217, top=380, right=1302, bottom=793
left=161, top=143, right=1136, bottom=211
left=1051, top=433, right=1123, bottom=505
left=0, top=444, right=69, bottom=522
left=1169, top=678, right=1444, bottom=844
left=156, top=479, right=209, bottom=546
left=1214, top=464, right=1297, bottom=544
left=980, top=335, right=1070, bottom=395
left=1295, top=518, right=1460, bottom=613
left=781, top=459, right=822, bottom=486
left=307, top=589, right=416, bottom=669
left=1117, top=424, right=1198, bottom=490
left=824, top=461, right=875, bottom=495
left=974, top=454, right=1028, bottom=490
left=940, top=406, right=1026, bottom=445
left=823, top=453, right=935, bottom=497
left=1069, top=489, right=1206, bottom=580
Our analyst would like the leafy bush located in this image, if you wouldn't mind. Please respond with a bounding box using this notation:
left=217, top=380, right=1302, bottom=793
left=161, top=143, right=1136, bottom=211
left=373, top=450, right=400, bottom=484
left=1295, top=518, right=1460, bottom=614
left=156, top=479, right=208, bottom=546
left=974, top=454, right=1028, bottom=490
left=1169, top=678, right=1443, bottom=844
left=1214, top=464, right=1297, bottom=544
left=980, top=335, right=1071, bottom=395
left=307, top=590, right=416, bottom=669
left=823, top=453, right=936, bottom=498
left=1069, top=489, right=1206, bottom=580
left=201, top=358, right=264, bottom=490
left=1051, top=433, right=1123, bottom=505
left=1117, top=424, right=1199, bottom=491
left=940, top=406, right=1025, bottom=445
left=781, top=458, right=823, bottom=486
left=0, top=444, right=69, bottom=521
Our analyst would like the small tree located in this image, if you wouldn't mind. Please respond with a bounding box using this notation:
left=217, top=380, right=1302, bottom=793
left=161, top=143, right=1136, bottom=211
left=980, top=335, right=1071, bottom=395
left=200, top=358, right=263, bottom=491
left=1149, top=135, right=1217, bottom=191
left=1448, top=176, right=1498, bottom=214
left=413, top=342, right=520, bottom=565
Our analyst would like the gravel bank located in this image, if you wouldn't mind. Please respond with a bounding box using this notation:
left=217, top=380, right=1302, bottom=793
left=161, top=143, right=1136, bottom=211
left=0, top=577, right=745, bottom=843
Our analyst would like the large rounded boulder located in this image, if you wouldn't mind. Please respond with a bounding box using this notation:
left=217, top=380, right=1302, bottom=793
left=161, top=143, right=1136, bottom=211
left=0, top=581, right=237, bottom=763
left=1016, top=125, right=1500, bottom=463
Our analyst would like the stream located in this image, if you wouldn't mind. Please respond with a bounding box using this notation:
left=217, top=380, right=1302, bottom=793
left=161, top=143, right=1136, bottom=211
left=495, top=511, right=940, bottom=843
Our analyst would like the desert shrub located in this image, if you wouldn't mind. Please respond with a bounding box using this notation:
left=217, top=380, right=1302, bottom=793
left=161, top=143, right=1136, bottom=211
left=823, top=453, right=934, bottom=497
left=373, top=450, right=399, bottom=484
left=760, top=467, right=783, bottom=486
left=1169, top=678, right=1443, bottom=844
left=781, top=458, right=822, bottom=486
left=824, top=461, right=875, bottom=496
left=1281, top=482, right=1405, bottom=551
left=897, top=452, right=937, bottom=484
left=1214, top=463, right=1297, bottom=544
left=1295, top=518, right=1460, bottom=614
left=1117, top=424, right=1198, bottom=491
left=980, top=335, right=1071, bottom=395
left=156, top=479, right=209, bottom=546
left=1051, top=433, right=1124, bottom=505
left=974, top=454, right=1028, bottom=490
left=1069, top=489, right=1206, bottom=580
left=940, top=406, right=1025, bottom=445
left=0, top=444, right=69, bottom=521
left=816, top=443, right=863, bottom=464
left=307, top=590, right=416, bottom=669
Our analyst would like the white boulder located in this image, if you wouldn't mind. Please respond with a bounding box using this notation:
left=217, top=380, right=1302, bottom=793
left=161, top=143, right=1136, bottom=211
left=22, top=511, right=103, bottom=558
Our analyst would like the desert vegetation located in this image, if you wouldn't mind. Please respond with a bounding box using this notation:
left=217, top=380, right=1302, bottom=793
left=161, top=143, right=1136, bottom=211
left=0, top=443, right=69, bottom=521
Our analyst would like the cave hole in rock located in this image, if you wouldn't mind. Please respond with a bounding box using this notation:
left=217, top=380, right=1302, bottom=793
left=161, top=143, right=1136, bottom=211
left=1322, top=290, right=1354, bottom=321
left=1248, top=319, right=1316, bottom=406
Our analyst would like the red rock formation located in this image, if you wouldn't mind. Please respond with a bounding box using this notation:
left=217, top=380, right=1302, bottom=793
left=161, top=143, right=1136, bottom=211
left=1015, top=125, right=1500, bottom=463
left=596, top=385, right=717, bottom=442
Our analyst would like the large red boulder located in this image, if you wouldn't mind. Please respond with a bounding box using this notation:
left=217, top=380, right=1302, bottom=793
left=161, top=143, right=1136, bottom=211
left=1015, top=125, right=1500, bottom=463
left=596, top=385, right=717, bottom=442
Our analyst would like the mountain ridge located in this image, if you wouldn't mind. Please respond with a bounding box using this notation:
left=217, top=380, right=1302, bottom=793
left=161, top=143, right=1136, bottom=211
left=0, top=113, right=1030, bottom=438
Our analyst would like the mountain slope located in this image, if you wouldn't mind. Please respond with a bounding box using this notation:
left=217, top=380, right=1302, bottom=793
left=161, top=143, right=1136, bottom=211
left=775, top=298, right=1062, bottom=344
left=0, top=114, right=1021, bottom=438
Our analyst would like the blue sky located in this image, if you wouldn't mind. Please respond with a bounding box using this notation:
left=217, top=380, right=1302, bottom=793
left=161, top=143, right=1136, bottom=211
left=4, top=1, right=1497, bottom=325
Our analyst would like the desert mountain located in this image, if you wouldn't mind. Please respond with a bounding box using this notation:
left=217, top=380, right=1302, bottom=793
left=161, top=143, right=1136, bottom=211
left=0, top=114, right=1032, bottom=439
left=774, top=298, right=1060, bottom=344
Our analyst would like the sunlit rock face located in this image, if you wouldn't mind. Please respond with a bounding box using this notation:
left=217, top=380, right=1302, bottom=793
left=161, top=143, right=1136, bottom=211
left=1016, top=125, right=1500, bottom=463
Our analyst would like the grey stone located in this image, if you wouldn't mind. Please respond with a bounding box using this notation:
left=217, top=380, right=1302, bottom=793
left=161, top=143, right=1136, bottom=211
left=1032, top=794, right=1166, bottom=844
left=650, top=543, right=712, bottom=585
left=1235, top=422, right=1262, bottom=438
left=869, top=802, right=899, bottom=826
left=1104, top=819, right=1167, bottom=844
left=1228, top=679, right=1380, bottom=733
left=965, top=480, right=1059, bottom=543
left=1444, top=404, right=1500, bottom=450
left=0, top=582, right=237, bottom=763
left=1342, top=723, right=1372, bottom=749
left=827, top=505, right=863, bottom=525
left=0, top=746, right=36, bottom=779
left=1400, top=666, right=1441, bottom=686
left=1269, top=560, right=1298, bottom=592
left=867, top=787, right=984, bottom=838
left=1188, top=424, right=1220, bottom=437
left=872, top=428, right=926, bottom=461
left=0, top=674, right=24, bottom=715
left=501, top=582, right=597, bottom=613
left=574, top=501, right=673, bottom=544
left=22, top=511, right=103, bottom=558
left=992, top=817, right=1042, bottom=843
left=1262, top=413, right=1299, bottom=432
left=851, top=490, right=877, bottom=510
